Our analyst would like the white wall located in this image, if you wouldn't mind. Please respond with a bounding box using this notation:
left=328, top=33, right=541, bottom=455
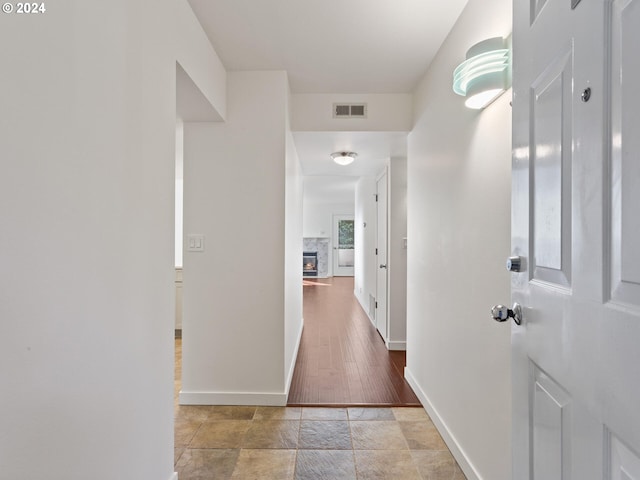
left=405, top=0, right=512, bottom=479
left=284, top=127, right=304, bottom=393
left=0, top=1, right=220, bottom=479
left=387, top=157, right=408, bottom=349
left=354, top=176, right=377, bottom=320
left=303, top=202, right=354, bottom=239
left=181, top=71, right=302, bottom=406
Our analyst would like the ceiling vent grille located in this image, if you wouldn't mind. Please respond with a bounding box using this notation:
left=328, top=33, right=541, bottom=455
left=333, top=103, right=367, bottom=119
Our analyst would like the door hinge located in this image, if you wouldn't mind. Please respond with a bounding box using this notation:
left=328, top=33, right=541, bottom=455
left=375, top=301, right=378, bottom=309
left=375, top=248, right=378, bottom=255
left=375, top=194, right=378, bottom=202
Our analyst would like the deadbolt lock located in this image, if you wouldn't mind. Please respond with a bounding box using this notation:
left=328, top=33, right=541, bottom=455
left=506, top=256, right=523, bottom=272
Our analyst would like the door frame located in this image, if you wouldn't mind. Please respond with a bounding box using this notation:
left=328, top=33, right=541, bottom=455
left=375, top=168, right=388, bottom=344
left=332, top=214, right=355, bottom=277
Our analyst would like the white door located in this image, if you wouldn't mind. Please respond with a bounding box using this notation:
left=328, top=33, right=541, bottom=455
left=333, top=215, right=354, bottom=276
left=511, top=0, right=640, bottom=478
left=376, top=171, right=388, bottom=342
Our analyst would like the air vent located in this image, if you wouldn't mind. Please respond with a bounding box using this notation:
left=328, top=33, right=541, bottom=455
left=333, top=103, right=367, bottom=118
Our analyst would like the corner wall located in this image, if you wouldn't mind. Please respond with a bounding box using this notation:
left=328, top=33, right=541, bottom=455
left=284, top=90, right=304, bottom=394
left=181, top=71, right=301, bottom=406
left=406, top=0, right=512, bottom=478
left=0, top=1, right=219, bottom=478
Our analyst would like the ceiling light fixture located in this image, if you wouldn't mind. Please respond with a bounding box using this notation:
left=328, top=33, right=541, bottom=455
left=330, top=151, right=357, bottom=166
left=453, top=37, right=511, bottom=109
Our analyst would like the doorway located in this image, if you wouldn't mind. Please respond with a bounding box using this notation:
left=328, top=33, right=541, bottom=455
left=332, top=214, right=355, bottom=276
left=174, top=120, right=184, bottom=339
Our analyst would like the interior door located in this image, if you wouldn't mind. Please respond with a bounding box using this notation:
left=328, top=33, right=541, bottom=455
left=333, top=215, right=354, bottom=276
left=376, top=171, right=388, bottom=342
left=511, top=0, right=640, bottom=479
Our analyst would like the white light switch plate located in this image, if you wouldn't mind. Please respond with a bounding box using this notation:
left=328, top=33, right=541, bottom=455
left=187, top=234, right=205, bottom=252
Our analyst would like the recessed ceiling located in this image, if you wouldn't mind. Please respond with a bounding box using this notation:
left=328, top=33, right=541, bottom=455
left=187, top=0, right=469, bottom=94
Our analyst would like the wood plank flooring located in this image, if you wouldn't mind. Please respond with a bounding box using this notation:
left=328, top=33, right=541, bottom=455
left=288, top=277, right=421, bottom=406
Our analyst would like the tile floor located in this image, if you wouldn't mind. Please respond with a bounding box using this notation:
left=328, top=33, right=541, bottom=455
left=175, top=340, right=467, bottom=479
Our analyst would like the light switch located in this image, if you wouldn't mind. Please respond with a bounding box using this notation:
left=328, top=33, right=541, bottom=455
left=187, top=234, right=205, bottom=252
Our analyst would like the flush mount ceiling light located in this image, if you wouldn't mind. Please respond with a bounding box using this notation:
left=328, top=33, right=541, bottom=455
left=330, top=151, right=357, bottom=166
left=453, top=37, right=511, bottom=110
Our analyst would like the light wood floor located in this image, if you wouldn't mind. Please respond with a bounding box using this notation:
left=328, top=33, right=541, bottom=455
left=288, top=277, right=421, bottom=406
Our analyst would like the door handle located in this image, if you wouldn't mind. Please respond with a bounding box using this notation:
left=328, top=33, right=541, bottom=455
left=506, top=256, right=524, bottom=272
left=491, top=303, right=522, bottom=325
left=379, top=264, right=387, bottom=269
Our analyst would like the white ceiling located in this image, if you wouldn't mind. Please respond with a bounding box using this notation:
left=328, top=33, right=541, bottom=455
left=187, top=0, right=469, bottom=199
left=187, top=0, right=468, bottom=94
left=304, top=176, right=359, bottom=206
left=293, top=131, right=407, bottom=176
left=294, top=130, right=407, bottom=202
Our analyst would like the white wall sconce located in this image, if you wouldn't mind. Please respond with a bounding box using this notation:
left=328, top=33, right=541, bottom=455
left=453, top=37, right=511, bottom=109
left=330, top=151, right=357, bottom=166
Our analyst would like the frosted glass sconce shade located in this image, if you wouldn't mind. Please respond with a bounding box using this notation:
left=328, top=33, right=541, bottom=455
left=453, top=37, right=510, bottom=109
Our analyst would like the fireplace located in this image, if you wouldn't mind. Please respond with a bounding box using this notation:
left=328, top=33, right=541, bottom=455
left=303, top=251, right=318, bottom=277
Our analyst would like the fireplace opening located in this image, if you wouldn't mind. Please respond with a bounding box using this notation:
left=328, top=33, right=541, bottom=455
left=303, top=251, right=318, bottom=277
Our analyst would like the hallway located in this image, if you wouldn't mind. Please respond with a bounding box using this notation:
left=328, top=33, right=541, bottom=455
left=172, top=278, right=468, bottom=478
left=288, top=277, right=420, bottom=406
left=174, top=340, right=466, bottom=479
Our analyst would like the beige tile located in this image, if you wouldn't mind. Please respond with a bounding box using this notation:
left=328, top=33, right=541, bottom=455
left=354, top=450, right=421, bottom=479
left=411, top=450, right=467, bottom=479
left=190, top=420, right=251, bottom=449
left=230, top=449, right=296, bottom=479
left=207, top=405, right=257, bottom=420
left=302, top=407, right=348, bottom=420
left=175, top=448, right=239, bottom=480
left=295, top=450, right=357, bottom=480
left=299, top=420, right=352, bottom=450
left=391, top=407, right=432, bottom=422
left=399, top=421, right=448, bottom=450
left=453, top=468, right=468, bottom=479
left=175, top=405, right=212, bottom=423
left=254, top=406, right=302, bottom=420
left=174, top=446, right=186, bottom=466
left=242, top=420, right=300, bottom=449
left=347, top=407, right=395, bottom=421
left=174, top=419, right=202, bottom=447
left=350, top=421, right=408, bottom=450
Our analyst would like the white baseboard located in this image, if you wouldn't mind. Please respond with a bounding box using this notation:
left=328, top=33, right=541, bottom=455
left=178, top=320, right=302, bottom=408
left=285, top=318, right=304, bottom=399
left=168, top=472, right=178, bottom=480
left=386, top=340, right=406, bottom=351
left=179, top=391, right=287, bottom=406
left=404, top=367, right=482, bottom=480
